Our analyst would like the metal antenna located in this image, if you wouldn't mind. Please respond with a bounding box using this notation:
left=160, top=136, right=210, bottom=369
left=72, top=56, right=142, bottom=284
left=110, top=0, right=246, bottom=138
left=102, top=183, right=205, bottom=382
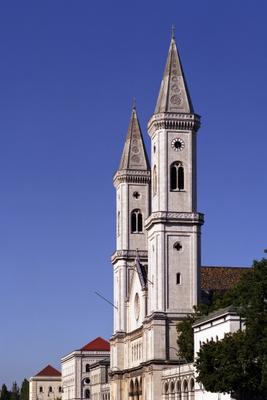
left=132, top=97, right=136, bottom=110
left=94, top=291, right=118, bottom=309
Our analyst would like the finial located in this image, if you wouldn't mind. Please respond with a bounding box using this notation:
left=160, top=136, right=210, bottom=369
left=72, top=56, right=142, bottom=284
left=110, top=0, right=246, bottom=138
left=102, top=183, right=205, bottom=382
left=132, top=97, right=136, bottom=110
left=171, top=24, right=176, bottom=40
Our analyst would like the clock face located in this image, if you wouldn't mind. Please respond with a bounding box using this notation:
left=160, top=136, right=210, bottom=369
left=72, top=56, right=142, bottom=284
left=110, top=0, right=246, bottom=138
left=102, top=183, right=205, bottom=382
left=171, top=138, right=185, bottom=151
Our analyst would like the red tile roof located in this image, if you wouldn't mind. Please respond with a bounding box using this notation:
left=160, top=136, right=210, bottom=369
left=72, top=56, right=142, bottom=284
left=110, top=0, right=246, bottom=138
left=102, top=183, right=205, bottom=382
left=80, top=337, right=110, bottom=351
left=201, top=266, right=249, bottom=291
left=35, top=365, right=61, bottom=377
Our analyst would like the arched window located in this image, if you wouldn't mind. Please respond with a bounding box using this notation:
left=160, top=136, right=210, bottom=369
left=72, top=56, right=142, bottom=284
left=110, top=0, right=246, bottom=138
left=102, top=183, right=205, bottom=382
left=129, top=379, right=134, bottom=397
left=183, top=381, right=188, bottom=400
left=170, top=162, right=184, bottom=191
left=85, top=389, right=90, bottom=399
left=153, top=165, right=157, bottom=196
left=131, top=209, right=143, bottom=233
left=134, top=378, right=139, bottom=396
left=49, top=387, right=52, bottom=393
left=39, top=387, right=43, bottom=393
left=85, top=363, right=90, bottom=372
left=164, top=382, right=169, bottom=395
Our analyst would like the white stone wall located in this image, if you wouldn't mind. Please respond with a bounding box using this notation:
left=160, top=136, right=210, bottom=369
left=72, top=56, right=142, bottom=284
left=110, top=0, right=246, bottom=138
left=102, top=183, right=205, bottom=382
left=150, top=129, right=196, bottom=214
left=61, top=351, right=110, bottom=400
left=29, top=377, right=62, bottom=400
left=116, top=183, right=149, bottom=251
left=90, top=364, right=110, bottom=400
left=147, top=222, right=200, bottom=315
left=193, top=310, right=244, bottom=400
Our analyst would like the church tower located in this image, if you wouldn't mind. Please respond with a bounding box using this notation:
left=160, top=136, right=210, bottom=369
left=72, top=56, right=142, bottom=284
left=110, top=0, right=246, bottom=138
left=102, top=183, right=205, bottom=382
left=110, top=34, right=204, bottom=400
left=144, top=34, right=204, bottom=362
left=111, top=106, right=150, bottom=370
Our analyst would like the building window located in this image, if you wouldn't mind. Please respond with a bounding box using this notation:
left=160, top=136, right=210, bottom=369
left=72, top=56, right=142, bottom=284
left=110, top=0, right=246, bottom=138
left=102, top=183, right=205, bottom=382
left=58, top=387, right=62, bottom=393
left=49, top=387, right=53, bottom=393
left=85, top=389, right=90, bottom=399
left=131, top=209, right=143, bottom=233
left=170, top=162, right=184, bottom=191
left=176, top=273, right=181, bottom=285
left=173, top=241, right=182, bottom=251
left=153, top=165, right=157, bottom=196
left=133, top=191, right=140, bottom=199
left=39, top=387, right=43, bottom=393
left=85, top=363, right=90, bottom=372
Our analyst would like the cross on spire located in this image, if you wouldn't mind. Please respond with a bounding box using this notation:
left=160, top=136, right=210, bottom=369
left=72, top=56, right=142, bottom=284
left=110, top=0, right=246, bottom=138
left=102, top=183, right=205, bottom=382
left=171, top=24, right=176, bottom=39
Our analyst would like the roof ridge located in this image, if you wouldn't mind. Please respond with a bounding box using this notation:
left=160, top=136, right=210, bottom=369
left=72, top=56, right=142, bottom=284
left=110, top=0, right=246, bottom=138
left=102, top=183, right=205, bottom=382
left=80, top=336, right=110, bottom=352
left=35, top=365, right=61, bottom=377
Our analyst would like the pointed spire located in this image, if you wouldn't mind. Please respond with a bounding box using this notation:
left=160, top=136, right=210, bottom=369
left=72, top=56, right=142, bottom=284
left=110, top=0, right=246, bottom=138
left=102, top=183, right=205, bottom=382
left=118, top=106, right=150, bottom=171
left=154, top=36, right=194, bottom=114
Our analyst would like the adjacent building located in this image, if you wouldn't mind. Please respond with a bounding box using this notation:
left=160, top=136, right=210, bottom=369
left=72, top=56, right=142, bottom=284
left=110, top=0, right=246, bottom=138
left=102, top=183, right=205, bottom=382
left=29, top=365, right=62, bottom=400
left=61, top=337, right=110, bottom=400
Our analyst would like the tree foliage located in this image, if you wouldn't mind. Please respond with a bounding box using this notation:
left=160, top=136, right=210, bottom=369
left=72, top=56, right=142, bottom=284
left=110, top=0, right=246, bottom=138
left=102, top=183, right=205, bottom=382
left=177, top=303, right=215, bottom=362
left=10, top=383, right=19, bottom=400
left=19, top=380, right=29, bottom=400
left=0, top=379, right=29, bottom=400
left=0, top=385, right=10, bottom=400
left=177, top=258, right=267, bottom=399
left=195, top=258, right=267, bottom=400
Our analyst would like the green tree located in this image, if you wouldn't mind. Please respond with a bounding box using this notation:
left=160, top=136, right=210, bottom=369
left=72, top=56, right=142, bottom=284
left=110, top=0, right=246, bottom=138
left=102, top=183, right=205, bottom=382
left=0, top=384, right=10, bottom=400
left=10, top=383, right=19, bottom=400
left=177, top=303, right=215, bottom=362
left=195, top=258, right=267, bottom=400
left=20, top=380, right=29, bottom=400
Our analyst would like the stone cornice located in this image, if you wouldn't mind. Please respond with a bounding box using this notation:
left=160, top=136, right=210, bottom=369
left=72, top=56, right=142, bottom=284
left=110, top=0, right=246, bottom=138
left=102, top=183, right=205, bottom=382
left=111, top=250, right=148, bottom=264
left=147, top=112, right=200, bottom=136
left=145, top=211, right=204, bottom=229
left=110, top=331, right=126, bottom=342
left=143, top=311, right=193, bottom=325
left=113, top=169, right=150, bottom=187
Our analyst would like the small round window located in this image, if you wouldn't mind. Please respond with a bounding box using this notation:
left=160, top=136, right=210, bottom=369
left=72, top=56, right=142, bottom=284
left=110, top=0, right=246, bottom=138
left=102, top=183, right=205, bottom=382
left=133, top=191, right=140, bottom=199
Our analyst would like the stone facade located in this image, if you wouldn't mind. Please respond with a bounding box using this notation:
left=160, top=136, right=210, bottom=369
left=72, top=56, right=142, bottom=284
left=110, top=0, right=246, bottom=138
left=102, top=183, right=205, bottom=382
left=61, top=337, right=110, bottom=400
left=29, top=365, right=62, bottom=400
left=110, top=34, right=203, bottom=400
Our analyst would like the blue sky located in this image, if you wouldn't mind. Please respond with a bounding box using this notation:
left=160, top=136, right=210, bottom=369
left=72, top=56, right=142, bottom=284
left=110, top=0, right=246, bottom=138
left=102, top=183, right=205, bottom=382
left=0, top=0, right=266, bottom=387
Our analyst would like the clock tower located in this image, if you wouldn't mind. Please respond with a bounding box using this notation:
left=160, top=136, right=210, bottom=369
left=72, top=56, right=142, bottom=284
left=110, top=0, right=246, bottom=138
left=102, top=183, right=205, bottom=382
left=110, top=34, right=204, bottom=400
left=143, top=34, right=204, bottom=365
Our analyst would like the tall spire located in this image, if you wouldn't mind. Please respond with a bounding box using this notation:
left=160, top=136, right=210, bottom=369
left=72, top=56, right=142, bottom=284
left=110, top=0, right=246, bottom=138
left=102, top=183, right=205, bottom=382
left=154, top=36, right=194, bottom=114
left=118, top=106, right=150, bottom=171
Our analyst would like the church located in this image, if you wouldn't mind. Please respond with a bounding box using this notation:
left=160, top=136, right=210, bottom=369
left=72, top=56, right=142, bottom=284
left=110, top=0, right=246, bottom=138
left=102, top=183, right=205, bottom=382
left=31, top=33, right=246, bottom=400
left=109, top=33, right=245, bottom=400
